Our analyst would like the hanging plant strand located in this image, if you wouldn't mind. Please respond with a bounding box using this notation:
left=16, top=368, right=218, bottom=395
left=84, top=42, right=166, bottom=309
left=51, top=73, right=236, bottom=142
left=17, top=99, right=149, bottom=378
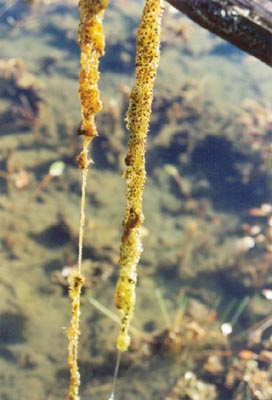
left=115, top=0, right=164, bottom=352
left=67, top=1, right=108, bottom=399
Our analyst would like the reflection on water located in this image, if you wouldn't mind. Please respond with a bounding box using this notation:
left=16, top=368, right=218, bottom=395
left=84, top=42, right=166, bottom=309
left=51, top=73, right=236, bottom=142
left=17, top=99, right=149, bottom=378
left=0, top=1, right=272, bottom=399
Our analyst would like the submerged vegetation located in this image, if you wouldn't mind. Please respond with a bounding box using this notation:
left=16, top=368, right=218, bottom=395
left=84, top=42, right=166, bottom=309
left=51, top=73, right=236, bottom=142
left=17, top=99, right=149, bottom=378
left=0, top=0, right=272, bottom=399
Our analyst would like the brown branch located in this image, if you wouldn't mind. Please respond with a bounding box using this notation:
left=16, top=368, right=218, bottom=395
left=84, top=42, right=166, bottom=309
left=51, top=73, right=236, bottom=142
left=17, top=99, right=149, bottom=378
left=165, top=0, right=272, bottom=66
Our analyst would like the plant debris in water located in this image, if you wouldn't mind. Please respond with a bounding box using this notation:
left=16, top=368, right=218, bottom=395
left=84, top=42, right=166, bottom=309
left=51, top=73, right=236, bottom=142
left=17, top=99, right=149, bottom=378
left=0, top=1, right=271, bottom=399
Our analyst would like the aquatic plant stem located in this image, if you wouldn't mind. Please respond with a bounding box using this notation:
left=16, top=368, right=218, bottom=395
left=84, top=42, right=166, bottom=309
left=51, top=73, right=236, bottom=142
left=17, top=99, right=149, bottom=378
left=109, top=350, right=122, bottom=400
left=88, top=296, right=147, bottom=338
left=78, top=168, right=88, bottom=276
left=231, top=296, right=250, bottom=328
left=67, top=167, right=88, bottom=400
left=115, top=0, right=164, bottom=352
left=67, top=1, right=108, bottom=398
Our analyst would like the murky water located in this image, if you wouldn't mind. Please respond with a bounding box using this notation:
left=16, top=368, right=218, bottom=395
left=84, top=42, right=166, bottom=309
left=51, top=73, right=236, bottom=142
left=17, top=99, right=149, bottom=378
left=0, top=1, right=272, bottom=399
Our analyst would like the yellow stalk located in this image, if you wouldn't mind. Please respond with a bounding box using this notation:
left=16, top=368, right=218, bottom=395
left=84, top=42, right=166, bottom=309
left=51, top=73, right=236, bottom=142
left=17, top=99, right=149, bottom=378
left=67, top=1, right=109, bottom=399
left=115, top=0, right=164, bottom=352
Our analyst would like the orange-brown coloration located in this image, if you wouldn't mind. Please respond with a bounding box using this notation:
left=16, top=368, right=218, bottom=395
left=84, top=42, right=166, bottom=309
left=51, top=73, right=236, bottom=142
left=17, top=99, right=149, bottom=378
left=238, top=349, right=256, bottom=360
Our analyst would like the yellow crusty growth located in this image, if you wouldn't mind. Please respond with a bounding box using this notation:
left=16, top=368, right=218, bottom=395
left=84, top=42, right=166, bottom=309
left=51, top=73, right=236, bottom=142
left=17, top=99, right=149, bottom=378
left=115, top=0, right=164, bottom=352
left=67, top=1, right=108, bottom=399
left=77, top=0, right=109, bottom=171
left=78, top=0, right=108, bottom=139
left=67, top=272, right=85, bottom=400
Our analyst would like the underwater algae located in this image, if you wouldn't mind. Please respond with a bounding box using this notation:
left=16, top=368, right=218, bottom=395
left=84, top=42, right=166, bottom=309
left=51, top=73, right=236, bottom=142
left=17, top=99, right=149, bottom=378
left=68, top=0, right=164, bottom=397
left=114, top=0, right=164, bottom=352
left=67, top=0, right=108, bottom=399
left=1, top=1, right=272, bottom=399
left=69, top=0, right=272, bottom=397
